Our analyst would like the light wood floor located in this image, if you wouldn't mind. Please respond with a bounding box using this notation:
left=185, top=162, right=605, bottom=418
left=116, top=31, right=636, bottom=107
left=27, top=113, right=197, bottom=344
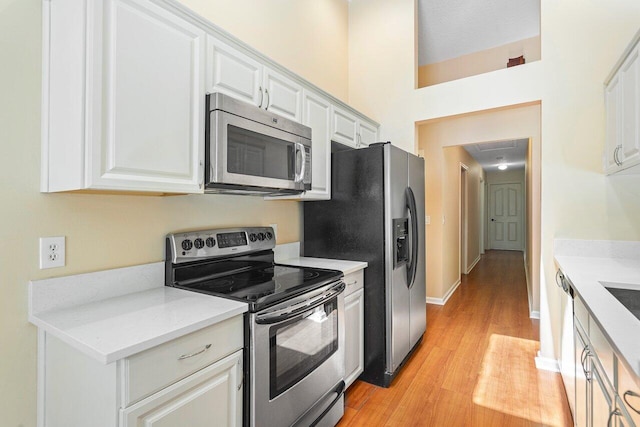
left=338, top=250, right=573, bottom=427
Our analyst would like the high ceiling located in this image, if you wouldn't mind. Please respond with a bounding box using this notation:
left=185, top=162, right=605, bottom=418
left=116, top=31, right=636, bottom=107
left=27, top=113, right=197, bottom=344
left=463, top=139, right=529, bottom=172
left=418, top=0, right=540, bottom=66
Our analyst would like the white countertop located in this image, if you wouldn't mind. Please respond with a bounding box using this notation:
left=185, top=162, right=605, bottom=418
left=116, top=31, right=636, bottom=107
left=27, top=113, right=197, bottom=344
left=278, top=256, right=368, bottom=275
left=29, top=262, right=247, bottom=364
left=554, top=239, right=640, bottom=381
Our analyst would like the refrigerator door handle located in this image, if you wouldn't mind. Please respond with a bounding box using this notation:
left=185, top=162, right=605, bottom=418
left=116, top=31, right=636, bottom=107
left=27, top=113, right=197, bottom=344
left=405, top=187, right=419, bottom=288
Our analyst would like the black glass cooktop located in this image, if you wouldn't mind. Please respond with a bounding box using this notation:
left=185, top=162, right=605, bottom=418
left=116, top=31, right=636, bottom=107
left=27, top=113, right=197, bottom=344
left=171, top=260, right=342, bottom=312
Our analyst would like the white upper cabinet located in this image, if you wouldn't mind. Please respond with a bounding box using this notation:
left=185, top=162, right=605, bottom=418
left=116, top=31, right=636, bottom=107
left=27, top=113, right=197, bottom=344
left=331, top=106, right=379, bottom=149
left=359, top=118, right=379, bottom=147
left=206, top=37, right=302, bottom=122
left=43, top=0, right=205, bottom=193
left=605, top=31, right=640, bottom=175
left=207, top=36, right=262, bottom=107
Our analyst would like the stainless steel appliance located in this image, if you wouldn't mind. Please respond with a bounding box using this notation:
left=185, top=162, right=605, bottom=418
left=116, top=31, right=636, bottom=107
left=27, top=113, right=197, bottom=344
left=165, top=227, right=345, bottom=427
left=303, top=142, right=427, bottom=387
left=205, top=93, right=312, bottom=196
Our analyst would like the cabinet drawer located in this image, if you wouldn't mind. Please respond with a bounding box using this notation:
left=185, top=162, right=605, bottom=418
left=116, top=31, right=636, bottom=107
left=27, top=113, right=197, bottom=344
left=122, top=315, right=243, bottom=406
left=574, top=295, right=589, bottom=333
left=589, top=319, right=616, bottom=384
left=344, top=270, right=364, bottom=296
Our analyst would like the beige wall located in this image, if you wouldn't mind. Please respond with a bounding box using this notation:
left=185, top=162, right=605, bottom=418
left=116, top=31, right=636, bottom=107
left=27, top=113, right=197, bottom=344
left=182, top=0, right=349, bottom=102
left=0, top=0, right=349, bottom=425
left=349, top=0, right=640, bottom=362
left=419, top=131, right=484, bottom=301
left=418, top=36, right=541, bottom=87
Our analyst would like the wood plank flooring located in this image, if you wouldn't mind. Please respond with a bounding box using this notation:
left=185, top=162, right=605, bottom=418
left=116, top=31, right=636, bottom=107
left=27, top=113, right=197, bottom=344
left=338, top=250, right=573, bottom=427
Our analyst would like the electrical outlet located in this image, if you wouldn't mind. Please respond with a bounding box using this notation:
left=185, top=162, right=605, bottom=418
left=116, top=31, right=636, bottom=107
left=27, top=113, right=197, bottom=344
left=269, top=223, right=278, bottom=243
left=425, top=215, right=431, bottom=225
left=40, top=236, right=65, bottom=269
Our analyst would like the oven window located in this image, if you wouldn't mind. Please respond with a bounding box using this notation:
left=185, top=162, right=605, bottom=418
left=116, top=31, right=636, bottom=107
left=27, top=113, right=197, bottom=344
left=227, top=125, right=295, bottom=180
left=269, top=299, right=338, bottom=399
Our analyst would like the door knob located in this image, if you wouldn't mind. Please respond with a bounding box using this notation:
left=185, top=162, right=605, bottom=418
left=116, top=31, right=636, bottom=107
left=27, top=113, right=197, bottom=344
left=491, top=218, right=496, bottom=222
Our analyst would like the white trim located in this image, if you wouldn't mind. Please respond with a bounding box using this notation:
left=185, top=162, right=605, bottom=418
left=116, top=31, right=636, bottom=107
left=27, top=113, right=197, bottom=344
left=37, top=330, right=46, bottom=427
left=523, top=251, right=536, bottom=318
left=534, top=351, right=560, bottom=372
left=426, top=278, right=461, bottom=306
left=467, top=254, right=481, bottom=273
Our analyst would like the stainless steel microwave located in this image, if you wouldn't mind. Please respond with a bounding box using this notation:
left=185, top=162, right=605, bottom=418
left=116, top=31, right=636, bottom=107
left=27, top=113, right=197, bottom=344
left=205, top=92, right=311, bottom=196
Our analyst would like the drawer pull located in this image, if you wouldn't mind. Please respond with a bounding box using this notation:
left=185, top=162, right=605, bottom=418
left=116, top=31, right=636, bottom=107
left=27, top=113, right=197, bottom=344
left=178, top=344, right=212, bottom=360
left=624, top=390, right=640, bottom=414
left=348, top=280, right=358, bottom=286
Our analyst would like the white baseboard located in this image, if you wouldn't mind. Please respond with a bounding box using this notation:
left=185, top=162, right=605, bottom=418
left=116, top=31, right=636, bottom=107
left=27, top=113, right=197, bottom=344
left=466, top=254, right=481, bottom=274
left=523, top=252, right=536, bottom=319
left=534, top=351, right=560, bottom=372
left=426, top=278, right=461, bottom=306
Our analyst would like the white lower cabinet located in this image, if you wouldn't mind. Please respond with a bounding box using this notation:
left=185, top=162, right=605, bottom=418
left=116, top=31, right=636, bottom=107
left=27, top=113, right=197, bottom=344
left=343, top=270, right=365, bottom=388
left=121, top=351, right=243, bottom=427
left=40, top=315, right=243, bottom=427
left=572, top=295, right=639, bottom=427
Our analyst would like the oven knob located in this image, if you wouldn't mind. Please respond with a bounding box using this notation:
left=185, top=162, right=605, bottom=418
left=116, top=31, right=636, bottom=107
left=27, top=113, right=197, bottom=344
left=249, top=233, right=257, bottom=242
left=258, top=232, right=265, bottom=241
left=205, top=237, right=216, bottom=247
left=194, top=238, right=204, bottom=249
left=181, top=239, right=193, bottom=251
left=266, top=232, right=273, bottom=240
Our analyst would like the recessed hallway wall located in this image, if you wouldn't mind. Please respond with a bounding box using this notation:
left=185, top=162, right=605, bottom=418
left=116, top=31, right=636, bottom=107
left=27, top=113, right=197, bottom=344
left=418, top=103, right=540, bottom=315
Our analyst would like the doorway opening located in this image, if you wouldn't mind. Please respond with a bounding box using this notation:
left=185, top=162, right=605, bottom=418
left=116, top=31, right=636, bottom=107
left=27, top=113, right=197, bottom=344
left=460, top=163, right=469, bottom=276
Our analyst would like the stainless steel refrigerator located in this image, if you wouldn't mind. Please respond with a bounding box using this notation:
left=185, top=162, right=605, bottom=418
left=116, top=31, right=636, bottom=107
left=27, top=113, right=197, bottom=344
left=303, top=142, right=426, bottom=387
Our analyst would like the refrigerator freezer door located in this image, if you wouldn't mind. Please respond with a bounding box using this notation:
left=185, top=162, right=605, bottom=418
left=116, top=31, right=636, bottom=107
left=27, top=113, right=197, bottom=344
left=386, top=145, right=411, bottom=373
left=408, top=153, right=427, bottom=349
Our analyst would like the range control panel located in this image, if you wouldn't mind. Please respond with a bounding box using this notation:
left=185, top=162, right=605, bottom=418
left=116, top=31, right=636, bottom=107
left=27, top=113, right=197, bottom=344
left=167, top=227, right=275, bottom=264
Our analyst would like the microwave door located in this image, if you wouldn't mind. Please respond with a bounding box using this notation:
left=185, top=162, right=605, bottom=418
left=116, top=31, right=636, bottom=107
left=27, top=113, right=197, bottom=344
left=211, top=111, right=305, bottom=191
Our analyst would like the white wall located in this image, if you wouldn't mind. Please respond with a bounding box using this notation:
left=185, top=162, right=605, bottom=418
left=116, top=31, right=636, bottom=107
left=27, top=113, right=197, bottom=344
left=0, top=0, right=349, bottom=424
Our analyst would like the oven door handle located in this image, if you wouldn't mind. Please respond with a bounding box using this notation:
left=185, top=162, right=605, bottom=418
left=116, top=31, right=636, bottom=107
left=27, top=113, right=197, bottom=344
left=255, top=281, right=345, bottom=324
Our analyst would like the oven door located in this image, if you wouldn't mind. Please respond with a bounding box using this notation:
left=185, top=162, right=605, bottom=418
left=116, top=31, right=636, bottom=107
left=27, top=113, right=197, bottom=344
left=208, top=109, right=310, bottom=192
left=250, top=281, right=345, bottom=427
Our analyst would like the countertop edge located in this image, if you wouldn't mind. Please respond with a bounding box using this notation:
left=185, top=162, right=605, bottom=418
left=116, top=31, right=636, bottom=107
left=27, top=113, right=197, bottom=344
left=279, top=256, right=368, bottom=275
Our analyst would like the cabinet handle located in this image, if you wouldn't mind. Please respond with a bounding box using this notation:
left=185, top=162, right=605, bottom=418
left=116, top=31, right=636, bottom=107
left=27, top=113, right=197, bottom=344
left=614, top=145, right=623, bottom=166
left=347, top=280, right=358, bottom=287
left=607, top=409, right=621, bottom=427
left=624, top=390, right=640, bottom=414
left=264, top=88, right=270, bottom=110
left=581, top=347, right=592, bottom=382
left=198, top=160, right=203, bottom=189
left=178, top=344, right=211, bottom=360
left=258, top=86, right=264, bottom=108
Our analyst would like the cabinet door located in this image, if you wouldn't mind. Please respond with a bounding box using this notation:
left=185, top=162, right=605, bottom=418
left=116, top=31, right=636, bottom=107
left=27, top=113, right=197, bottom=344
left=121, top=350, right=243, bottom=427
left=575, top=326, right=588, bottom=427
left=620, top=47, right=640, bottom=168
left=263, top=67, right=303, bottom=122
left=344, top=288, right=364, bottom=388
left=301, top=90, right=331, bottom=199
left=92, top=0, right=205, bottom=193
left=591, top=362, right=613, bottom=427
left=331, top=106, right=358, bottom=148
left=618, top=359, right=640, bottom=427
left=605, top=74, right=622, bottom=174
left=207, top=36, right=263, bottom=108
left=358, top=119, right=379, bottom=147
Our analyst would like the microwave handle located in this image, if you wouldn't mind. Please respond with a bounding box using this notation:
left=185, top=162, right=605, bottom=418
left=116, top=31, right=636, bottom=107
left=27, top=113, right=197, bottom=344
left=295, top=142, right=306, bottom=183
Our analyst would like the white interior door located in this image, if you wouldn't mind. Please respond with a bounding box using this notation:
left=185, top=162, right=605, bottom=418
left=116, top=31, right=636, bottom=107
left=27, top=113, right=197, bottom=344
left=488, top=182, right=523, bottom=251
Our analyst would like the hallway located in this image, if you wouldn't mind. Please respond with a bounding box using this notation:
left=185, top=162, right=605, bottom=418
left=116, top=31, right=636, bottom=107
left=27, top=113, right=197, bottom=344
left=337, top=250, right=573, bottom=426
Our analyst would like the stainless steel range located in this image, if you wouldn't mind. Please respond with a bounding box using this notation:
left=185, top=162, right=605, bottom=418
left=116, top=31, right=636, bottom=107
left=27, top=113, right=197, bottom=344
left=165, top=227, right=346, bottom=427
